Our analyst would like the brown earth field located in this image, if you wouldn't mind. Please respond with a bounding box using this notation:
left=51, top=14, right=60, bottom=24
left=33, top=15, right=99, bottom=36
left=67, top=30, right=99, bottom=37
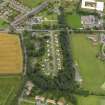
left=0, top=33, right=23, bottom=74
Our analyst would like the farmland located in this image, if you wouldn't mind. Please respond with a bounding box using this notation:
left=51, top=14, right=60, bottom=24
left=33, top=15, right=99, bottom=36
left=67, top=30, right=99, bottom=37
left=0, top=76, right=22, bottom=105
left=20, top=97, right=35, bottom=105
left=0, top=33, right=23, bottom=74
left=71, top=34, right=105, bottom=92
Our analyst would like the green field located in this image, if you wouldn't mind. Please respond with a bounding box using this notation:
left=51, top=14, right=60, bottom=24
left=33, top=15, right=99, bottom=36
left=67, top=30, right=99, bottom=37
left=77, top=95, right=105, bottom=105
left=66, top=14, right=82, bottom=28
left=0, top=76, right=21, bottom=105
left=18, top=0, right=44, bottom=8
left=0, top=19, right=8, bottom=28
left=20, top=101, right=34, bottom=105
left=71, top=34, right=105, bottom=92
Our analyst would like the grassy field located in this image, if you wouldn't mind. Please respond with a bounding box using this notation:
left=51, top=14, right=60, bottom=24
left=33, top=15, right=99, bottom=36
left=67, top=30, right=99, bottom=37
left=77, top=95, right=105, bottom=105
left=71, top=34, right=105, bottom=92
left=20, top=97, right=35, bottom=105
left=0, top=33, right=23, bottom=74
left=20, top=101, right=34, bottom=105
left=0, top=19, right=8, bottom=28
left=66, top=14, right=82, bottom=28
left=18, top=0, right=44, bottom=8
left=0, top=76, right=21, bottom=105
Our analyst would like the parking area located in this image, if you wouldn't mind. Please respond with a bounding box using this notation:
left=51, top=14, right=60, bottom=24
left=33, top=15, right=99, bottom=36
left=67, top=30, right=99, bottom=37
left=41, top=31, right=63, bottom=77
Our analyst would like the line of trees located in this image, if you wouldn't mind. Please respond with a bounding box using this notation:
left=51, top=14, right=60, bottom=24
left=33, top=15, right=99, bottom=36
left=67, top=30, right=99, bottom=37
left=24, top=6, right=76, bottom=91
left=23, top=6, right=78, bottom=105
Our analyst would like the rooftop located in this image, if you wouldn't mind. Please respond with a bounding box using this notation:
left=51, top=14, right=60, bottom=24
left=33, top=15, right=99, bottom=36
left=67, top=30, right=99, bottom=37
left=81, top=0, right=104, bottom=11
left=96, top=2, right=104, bottom=11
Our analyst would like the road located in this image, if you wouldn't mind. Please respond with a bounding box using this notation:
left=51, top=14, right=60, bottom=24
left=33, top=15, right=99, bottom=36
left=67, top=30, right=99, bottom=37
left=16, top=28, right=105, bottom=33
left=50, top=31, right=57, bottom=76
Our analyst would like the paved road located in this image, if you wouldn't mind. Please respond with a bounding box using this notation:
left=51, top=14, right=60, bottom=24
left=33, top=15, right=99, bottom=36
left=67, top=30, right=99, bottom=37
left=16, top=28, right=105, bottom=33
left=50, top=31, right=57, bottom=76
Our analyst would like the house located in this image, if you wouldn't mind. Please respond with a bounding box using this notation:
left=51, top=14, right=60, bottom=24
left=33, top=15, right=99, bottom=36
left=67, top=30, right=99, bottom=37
left=46, top=99, right=56, bottom=105
left=57, top=101, right=64, bottom=105
left=30, top=17, right=42, bottom=25
left=81, top=0, right=104, bottom=12
left=81, top=15, right=96, bottom=28
left=81, top=15, right=103, bottom=28
left=100, top=34, right=105, bottom=44
left=96, top=2, right=104, bottom=11
left=25, top=81, right=34, bottom=96
left=35, top=96, right=45, bottom=102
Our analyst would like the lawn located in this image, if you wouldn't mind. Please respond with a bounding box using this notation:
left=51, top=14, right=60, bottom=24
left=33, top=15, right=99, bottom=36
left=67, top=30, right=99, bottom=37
left=77, top=95, right=105, bottom=105
left=71, top=34, right=105, bottom=92
left=0, top=19, right=8, bottom=28
left=0, top=76, right=22, bottom=105
left=66, top=14, right=82, bottom=28
left=18, top=0, right=44, bottom=8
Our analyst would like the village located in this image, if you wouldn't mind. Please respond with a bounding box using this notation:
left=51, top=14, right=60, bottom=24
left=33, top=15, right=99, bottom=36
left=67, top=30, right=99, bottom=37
left=0, top=0, right=105, bottom=105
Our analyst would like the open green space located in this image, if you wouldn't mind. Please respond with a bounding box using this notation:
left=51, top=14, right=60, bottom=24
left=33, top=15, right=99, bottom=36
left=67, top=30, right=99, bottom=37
left=20, top=101, right=34, bottom=105
left=77, top=95, right=105, bottom=105
left=20, top=97, right=35, bottom=105
left=71, top=34, right=105, bottom=92
left=18, top=0, right=44, bottom=8
left=0, top=19, right=8, bottom=28
left=66, top=14, right=82, bottom=28
left=0, top=76, right=21, bottom=105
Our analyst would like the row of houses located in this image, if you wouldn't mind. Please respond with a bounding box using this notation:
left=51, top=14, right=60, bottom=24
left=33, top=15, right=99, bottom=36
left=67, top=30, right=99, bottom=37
left=35, top=96, right=65, bottom=105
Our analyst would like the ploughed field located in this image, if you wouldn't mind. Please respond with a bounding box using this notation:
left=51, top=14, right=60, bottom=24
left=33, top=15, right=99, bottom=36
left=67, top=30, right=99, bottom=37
left=0, top=33, right=23, bottom=74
